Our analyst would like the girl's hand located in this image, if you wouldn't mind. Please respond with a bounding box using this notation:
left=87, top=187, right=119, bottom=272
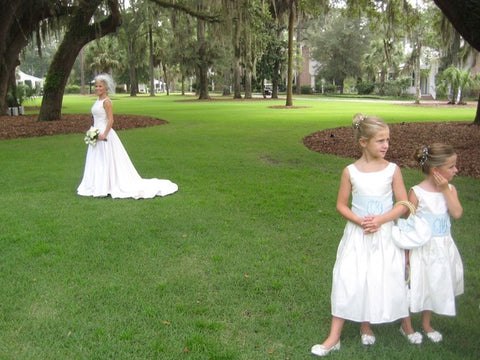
left=433, top=171, right=448, bottom=191
left=98, top=133, right=107, bottom=141
left=361, top=216, right=380, bottom=234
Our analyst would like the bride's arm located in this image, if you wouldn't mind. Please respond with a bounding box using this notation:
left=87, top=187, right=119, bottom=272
left=98, top=98, right=113, bottom=140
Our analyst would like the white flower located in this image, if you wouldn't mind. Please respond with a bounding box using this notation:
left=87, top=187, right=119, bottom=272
left=84, top=126, right=100, bottom=146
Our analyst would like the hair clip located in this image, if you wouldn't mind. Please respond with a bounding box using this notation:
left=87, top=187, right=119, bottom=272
left=354, top=115, right=366, bottom=130
left=419, top=146, right=429, bottom=166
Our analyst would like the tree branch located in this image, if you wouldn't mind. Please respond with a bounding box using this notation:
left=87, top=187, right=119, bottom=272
left=433, top=0, right=480, bottom=51
left=148, top=0, right=220, bottom=22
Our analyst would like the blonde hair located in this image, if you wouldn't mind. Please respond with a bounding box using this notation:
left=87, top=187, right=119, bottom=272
left=413, top=143, right=456, bottom=174
left=95, top=73, right=116, bottom=94
left=352, top=113, right=388, bottom=143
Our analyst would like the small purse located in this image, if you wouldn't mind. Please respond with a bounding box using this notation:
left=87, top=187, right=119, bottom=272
left=392, top=200, right=432, bottom=249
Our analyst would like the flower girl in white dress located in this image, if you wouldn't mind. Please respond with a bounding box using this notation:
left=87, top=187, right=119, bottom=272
left=406, top=143, right=464, bottom=343
left=311, top=114, right=414, bottom=356
left=77, top=74, right=178, bottom=199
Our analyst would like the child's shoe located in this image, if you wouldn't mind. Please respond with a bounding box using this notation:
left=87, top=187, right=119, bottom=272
left=311, top=341, right=340, bottom=356
left=425, top=330, right=442, bottom=343
left=361, top=333, right=376, bottom=345
left=400, top=327, right=422, bottom=344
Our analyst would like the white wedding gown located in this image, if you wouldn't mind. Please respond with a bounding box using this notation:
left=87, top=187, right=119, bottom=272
left=77, top=98, right=178, bottom=199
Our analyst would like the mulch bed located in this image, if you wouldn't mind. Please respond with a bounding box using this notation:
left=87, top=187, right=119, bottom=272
left=303, top=121, right=480, bottom=178
left=0, top=113, right=167, bottom=140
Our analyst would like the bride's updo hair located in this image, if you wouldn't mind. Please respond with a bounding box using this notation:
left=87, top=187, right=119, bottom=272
left=95, top=73, right=116, bottom=94
left=413, top=143, right=456, bottom=174
left=352, top=113, right=388, bottom=143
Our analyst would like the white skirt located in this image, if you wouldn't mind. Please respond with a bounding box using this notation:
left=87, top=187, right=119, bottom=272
left=409, top=235, right=464, bottom=316
left=331, top=221, right=409, bottom=323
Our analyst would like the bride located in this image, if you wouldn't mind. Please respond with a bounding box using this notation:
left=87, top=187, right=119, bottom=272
left=77, top=74, right=178, bottom=199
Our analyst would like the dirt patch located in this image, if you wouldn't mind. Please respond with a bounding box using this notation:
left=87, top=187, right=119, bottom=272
left=303, top=121, right=480, bottom=178
left=0, top=113, right=167, bottom=140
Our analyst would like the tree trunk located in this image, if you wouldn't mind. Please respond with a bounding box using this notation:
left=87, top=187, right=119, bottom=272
left=181, top=73, right=185, bottom=95
left=0, top=1, right=62, bottom=114
left=232, top=16, right=242, bottom=99
left=244, top=66, right=252, bottom=99
left=80, top=48, right=86, bottom=95
left=233, top=59, right=242, bottom=99
left=339, top=79, right=344, bottom=94
left=474, top=92, right=480, bottom=125
left=128, top=40, right=137, bottom=97
left=197, top=18, right=210, bottom=100
left=0, top=43, right=23, bottom=114
left=414, top=43, right=421, bottom=105
left=149, top=25, right=155, bottom=97
left=197, top=65, right=210, bottom=99
left=39, top=39, right=84, bottom=120
left=162, top=62, right=170, bottom=95
left=433, top=0, right=480, bottom=51
left=295, top=17, right=302, bottom=95
left=272, top=61, right=280, bottom=99
left=244, top=31, right=252, bottom=100
left=285, top=1, right=295, bottom=107
left=222, top=71, right=231, bottom=96
left=38, top=0, right=121, bottom=121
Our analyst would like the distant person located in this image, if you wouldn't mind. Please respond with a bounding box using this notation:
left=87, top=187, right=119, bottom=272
left=311, top=113, right=413, bottom=356
left=77, top=74, right=178, bottom=199
left=404, top=143, right=464, bottom=343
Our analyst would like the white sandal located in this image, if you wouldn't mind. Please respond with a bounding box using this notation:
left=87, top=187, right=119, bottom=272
left=399, top=327, right=422, bottom=344
left=425, top=330, right=443, bottom=343
left=361, top=333, right=376, bottom=345
left=311, top=341, right=341, bottom=357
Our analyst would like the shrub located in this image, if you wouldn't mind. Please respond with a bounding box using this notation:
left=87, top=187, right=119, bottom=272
left=7, top=84, right=37, bottom=106
left=323, top=84, right=337, bottom=93
left=301, top=85, right=313, bottom=94
left=376, top=78, right=411, bottom=97
left=356, top=81, right=375, bottom=95
left=65, top=85, right=81, bottom=94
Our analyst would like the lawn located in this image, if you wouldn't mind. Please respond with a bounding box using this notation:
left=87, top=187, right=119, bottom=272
left=0, top=94, right=479, bottom=359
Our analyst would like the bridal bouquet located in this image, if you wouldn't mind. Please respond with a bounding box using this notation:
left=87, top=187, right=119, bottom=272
left=84, top=126, right=101, bottom=146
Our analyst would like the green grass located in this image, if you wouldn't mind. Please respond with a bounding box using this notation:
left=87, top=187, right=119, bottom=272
left=1, top=94, right=479, bottom=359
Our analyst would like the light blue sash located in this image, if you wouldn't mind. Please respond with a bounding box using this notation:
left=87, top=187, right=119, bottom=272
left=352, top=194, right=392, bottom=217
left=420, top=213, right=451, bottom=236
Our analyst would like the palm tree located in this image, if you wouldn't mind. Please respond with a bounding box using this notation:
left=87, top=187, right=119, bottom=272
left=438, top=65, right=461, bottom=103
left=456, top=68, right=478, bottom=104
left=87, top=37, right=122, bottom=75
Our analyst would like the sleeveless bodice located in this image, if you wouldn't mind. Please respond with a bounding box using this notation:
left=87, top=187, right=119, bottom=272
left=91, top=98, right=109, bottom=132
left=348, top=162, right=395, bottom=217
left=412, top=185, right=451, bottom=236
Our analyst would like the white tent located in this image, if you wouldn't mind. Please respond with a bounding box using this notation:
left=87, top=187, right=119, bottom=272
left=16, top=69, right=44, bottom=89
